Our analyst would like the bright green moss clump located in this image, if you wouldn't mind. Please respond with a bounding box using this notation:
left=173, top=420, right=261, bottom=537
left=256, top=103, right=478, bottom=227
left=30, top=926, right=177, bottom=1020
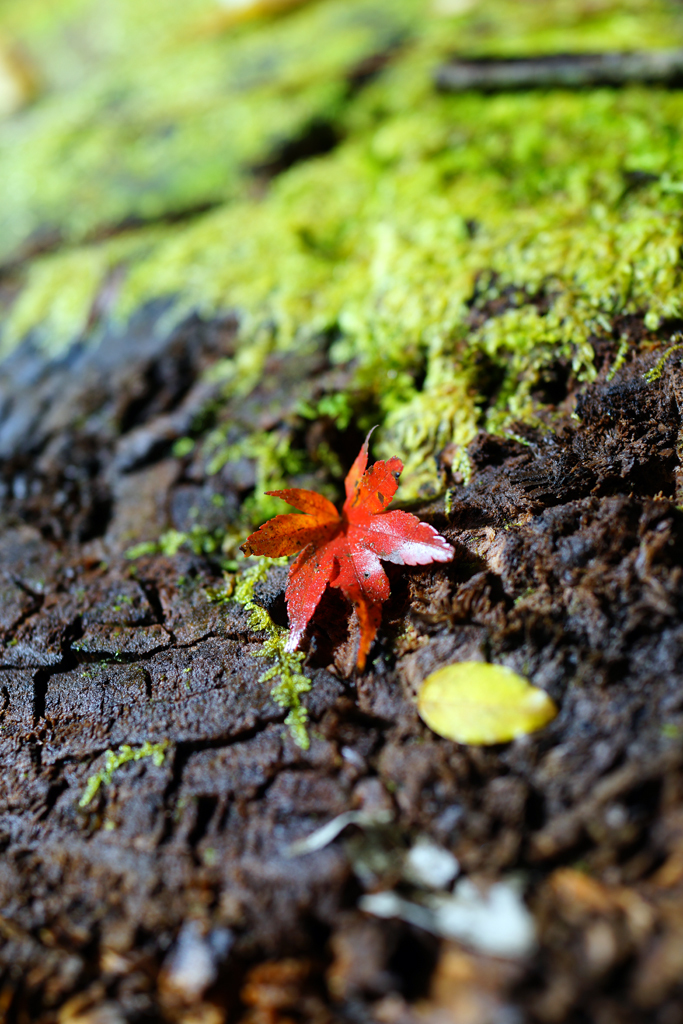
left=3, top=0, right=683, bottom=500
left=79, top=740, right=169, bottom=808
left=0, top=0, right=422, bottom=264
left=232, top=559, right=312, bottom=749
left=117, top=80, right=683, bottom=494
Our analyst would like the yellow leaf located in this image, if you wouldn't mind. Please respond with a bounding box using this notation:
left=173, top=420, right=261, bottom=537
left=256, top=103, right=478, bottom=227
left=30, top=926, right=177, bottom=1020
left=417, top=662, right=557, bottom=745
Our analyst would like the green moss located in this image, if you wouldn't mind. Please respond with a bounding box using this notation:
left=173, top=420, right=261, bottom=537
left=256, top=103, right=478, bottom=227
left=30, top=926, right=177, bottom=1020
left=0, top=0, right=422, bottom=266
left=0, top=228, right=163, bottom=357
left=232, top=558, right=312, bottom=749
left=204, top=575, right=234, bottom=604
left=126, top=523, right=229, bottom=560
left=204, top=427, right=310, bottom=524
left=173, top=437, right=195, bottom=458
left=4, top=0, right=683, bottom=503
left=114, top=78, right=683, bottom=495
left=642, top=341, right=683, bottom=383
left=79, top=739, right=169, bottom=807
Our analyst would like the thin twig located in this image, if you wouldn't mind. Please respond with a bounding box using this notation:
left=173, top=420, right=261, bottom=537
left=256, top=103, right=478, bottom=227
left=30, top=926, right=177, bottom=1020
left=436, top=50, right=683, bottom=92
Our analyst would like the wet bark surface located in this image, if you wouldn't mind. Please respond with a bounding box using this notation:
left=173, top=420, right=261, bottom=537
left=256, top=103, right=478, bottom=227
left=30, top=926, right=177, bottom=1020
left=3, top=314, right=683, bottom=1023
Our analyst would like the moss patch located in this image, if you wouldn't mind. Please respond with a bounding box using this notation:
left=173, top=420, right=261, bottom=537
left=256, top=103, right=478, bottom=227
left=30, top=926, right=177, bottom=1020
left=232, top=558, right=312, bottom=749
left=79, top=739, right=169, bottom=808
left=3, top=0, right=683, bottom=501
left=0, top=0, right=421, bottom=263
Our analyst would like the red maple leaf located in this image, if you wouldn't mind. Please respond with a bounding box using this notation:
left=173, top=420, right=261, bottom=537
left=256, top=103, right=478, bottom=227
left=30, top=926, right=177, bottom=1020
left=241, top=431, right=454, bottom=670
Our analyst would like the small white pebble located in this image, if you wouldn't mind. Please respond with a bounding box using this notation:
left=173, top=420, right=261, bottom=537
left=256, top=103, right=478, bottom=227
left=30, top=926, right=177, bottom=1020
left=360, top=878, right=536, bottom=960
left=404, top=838, right=459, bottom=890
left=341, top=746, right=366, bottom=770
left=430, top=878, right=536, bottom=959
left=604, top=804, right=628, bottom=829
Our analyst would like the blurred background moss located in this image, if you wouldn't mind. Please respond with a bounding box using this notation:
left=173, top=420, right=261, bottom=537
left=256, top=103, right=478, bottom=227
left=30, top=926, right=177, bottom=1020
left=1, top=0, right=683, bottom=507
